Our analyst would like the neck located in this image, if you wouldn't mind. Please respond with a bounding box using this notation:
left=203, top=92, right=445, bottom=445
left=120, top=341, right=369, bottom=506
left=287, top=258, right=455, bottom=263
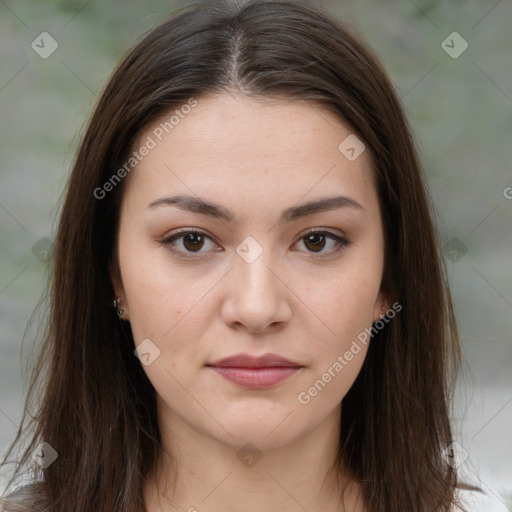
left=143, top=401, right=363, bottom=512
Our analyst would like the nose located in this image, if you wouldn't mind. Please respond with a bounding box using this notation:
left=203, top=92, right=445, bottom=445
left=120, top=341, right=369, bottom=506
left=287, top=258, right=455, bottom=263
left=220, top=246, right=293, bottom=334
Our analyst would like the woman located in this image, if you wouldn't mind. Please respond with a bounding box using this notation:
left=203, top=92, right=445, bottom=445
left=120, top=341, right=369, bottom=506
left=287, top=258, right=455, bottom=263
left=0, top=0, right=478, bottom=510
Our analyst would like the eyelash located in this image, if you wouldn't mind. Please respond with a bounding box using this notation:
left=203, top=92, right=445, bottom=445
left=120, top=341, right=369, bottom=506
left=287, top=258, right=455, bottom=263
left=159, top=228, right=351, bottom=259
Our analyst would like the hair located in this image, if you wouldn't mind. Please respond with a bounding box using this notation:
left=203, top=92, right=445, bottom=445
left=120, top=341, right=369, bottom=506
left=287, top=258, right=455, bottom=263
left=0, top=0, right=471, bottom=510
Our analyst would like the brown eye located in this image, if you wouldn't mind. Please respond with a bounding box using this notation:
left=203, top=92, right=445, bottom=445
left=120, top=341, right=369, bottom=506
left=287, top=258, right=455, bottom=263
left=295, top=230, right=350, bottom=256
left=303, top=233, right=327, bottom=252
left=161, top=230, right=219, bottom=257
left=182, top=232, right=205, bottom=252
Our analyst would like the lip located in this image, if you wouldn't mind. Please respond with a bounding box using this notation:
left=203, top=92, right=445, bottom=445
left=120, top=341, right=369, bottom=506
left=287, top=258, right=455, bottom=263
left=209, top=353, right=301, bottom=368
left=207, top=353, right=303, bottom=389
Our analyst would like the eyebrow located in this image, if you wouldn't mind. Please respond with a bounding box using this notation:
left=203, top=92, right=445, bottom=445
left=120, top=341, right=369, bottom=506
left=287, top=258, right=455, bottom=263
left=146, top=194, right=364, bottom=223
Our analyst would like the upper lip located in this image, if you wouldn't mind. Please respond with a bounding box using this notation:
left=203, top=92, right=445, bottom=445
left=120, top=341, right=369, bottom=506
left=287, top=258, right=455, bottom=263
left=207, top=353, right=302, bottom=368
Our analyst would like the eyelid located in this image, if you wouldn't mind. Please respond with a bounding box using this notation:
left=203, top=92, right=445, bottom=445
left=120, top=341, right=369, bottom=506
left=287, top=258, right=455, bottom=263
left=295, top=227, right=351, bottom=257
left=300, top=226, right=347, bottom=241
left=159, top=228, right=220, bottom=258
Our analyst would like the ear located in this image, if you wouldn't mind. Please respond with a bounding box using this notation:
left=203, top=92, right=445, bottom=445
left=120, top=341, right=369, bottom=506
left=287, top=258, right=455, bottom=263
left=109, top=261, right=129, bottom=320
left=372, top=289, right=389, bottom=323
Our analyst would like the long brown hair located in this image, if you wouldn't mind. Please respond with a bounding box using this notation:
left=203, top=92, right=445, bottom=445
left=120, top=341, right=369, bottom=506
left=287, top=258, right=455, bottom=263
left=1, top=1, right=467, bottom=510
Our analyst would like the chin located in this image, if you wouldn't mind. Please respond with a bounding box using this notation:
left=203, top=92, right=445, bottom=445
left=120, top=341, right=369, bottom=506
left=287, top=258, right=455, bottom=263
left=207, top=410, right=307, bottom=450
left=217, top=428, right=301, bottom=453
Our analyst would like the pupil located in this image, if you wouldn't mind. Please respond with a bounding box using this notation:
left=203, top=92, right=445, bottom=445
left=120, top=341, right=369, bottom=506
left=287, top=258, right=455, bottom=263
left=184, top=233, right=204, bottom=251
left=305, top=234, right=325, bottom=252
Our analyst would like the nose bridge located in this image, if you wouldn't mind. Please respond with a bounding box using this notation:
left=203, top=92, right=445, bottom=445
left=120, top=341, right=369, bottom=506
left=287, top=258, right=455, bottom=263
left=222, top=235, right=291, bottom=331
left=235, top=237, right=281, bottom=300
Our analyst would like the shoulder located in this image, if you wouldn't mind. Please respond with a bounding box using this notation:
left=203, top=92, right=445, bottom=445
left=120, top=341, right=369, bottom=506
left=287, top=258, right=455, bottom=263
left=0, top=482, right=47, bottom=512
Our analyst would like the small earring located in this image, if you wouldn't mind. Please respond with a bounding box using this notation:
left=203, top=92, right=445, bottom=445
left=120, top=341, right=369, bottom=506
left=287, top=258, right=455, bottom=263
left=113, top=297, right=125, bottom=318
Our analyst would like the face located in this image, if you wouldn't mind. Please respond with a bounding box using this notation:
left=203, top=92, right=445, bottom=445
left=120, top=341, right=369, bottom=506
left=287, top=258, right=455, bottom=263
left=111, top=92, right=387, bottom=451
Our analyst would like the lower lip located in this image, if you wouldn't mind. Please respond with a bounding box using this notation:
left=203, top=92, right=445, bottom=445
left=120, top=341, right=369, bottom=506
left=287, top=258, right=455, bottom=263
left=209, top=366, right=301, bottom=389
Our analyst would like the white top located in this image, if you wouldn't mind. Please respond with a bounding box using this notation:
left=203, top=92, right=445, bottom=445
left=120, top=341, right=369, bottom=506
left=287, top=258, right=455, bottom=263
left=456, top=488, right=511, bottom=511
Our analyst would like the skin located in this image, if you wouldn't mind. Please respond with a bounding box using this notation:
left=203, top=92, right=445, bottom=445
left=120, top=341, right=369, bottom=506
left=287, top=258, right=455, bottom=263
left=111, top=92, right=388, bottom=512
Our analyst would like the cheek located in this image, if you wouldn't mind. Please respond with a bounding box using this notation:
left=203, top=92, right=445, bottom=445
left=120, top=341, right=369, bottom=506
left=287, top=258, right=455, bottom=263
left=295, top=282, right=375, bottom=410
left=117, top=225, right=204, bottom=338
left=295, top=260, right=382, bottom=401
left=303, top=268, right=382, bottom=345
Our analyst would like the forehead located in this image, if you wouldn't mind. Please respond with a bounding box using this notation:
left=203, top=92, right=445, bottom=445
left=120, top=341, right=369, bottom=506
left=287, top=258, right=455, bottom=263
left=124, top=93, right=376, bottom=215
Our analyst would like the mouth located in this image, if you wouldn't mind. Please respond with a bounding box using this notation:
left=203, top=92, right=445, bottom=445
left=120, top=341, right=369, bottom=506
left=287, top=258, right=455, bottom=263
left=206, top=353, right=304, bottom=389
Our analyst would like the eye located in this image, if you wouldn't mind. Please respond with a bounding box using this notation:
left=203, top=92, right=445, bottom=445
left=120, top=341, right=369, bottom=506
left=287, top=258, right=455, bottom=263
left=293, top=229, right=351, bottom=256
left=160, top=229, right=219, bottom=258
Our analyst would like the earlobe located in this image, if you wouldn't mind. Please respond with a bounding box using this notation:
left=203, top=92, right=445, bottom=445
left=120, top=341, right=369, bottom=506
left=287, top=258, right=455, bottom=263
left=109, top=264, right=129, bottom=320
left=373, top=291, right=389, bottom=324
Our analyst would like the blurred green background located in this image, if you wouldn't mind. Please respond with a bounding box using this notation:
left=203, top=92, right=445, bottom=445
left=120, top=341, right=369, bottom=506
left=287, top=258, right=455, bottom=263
left=1, top=0, right=511, bottom=509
